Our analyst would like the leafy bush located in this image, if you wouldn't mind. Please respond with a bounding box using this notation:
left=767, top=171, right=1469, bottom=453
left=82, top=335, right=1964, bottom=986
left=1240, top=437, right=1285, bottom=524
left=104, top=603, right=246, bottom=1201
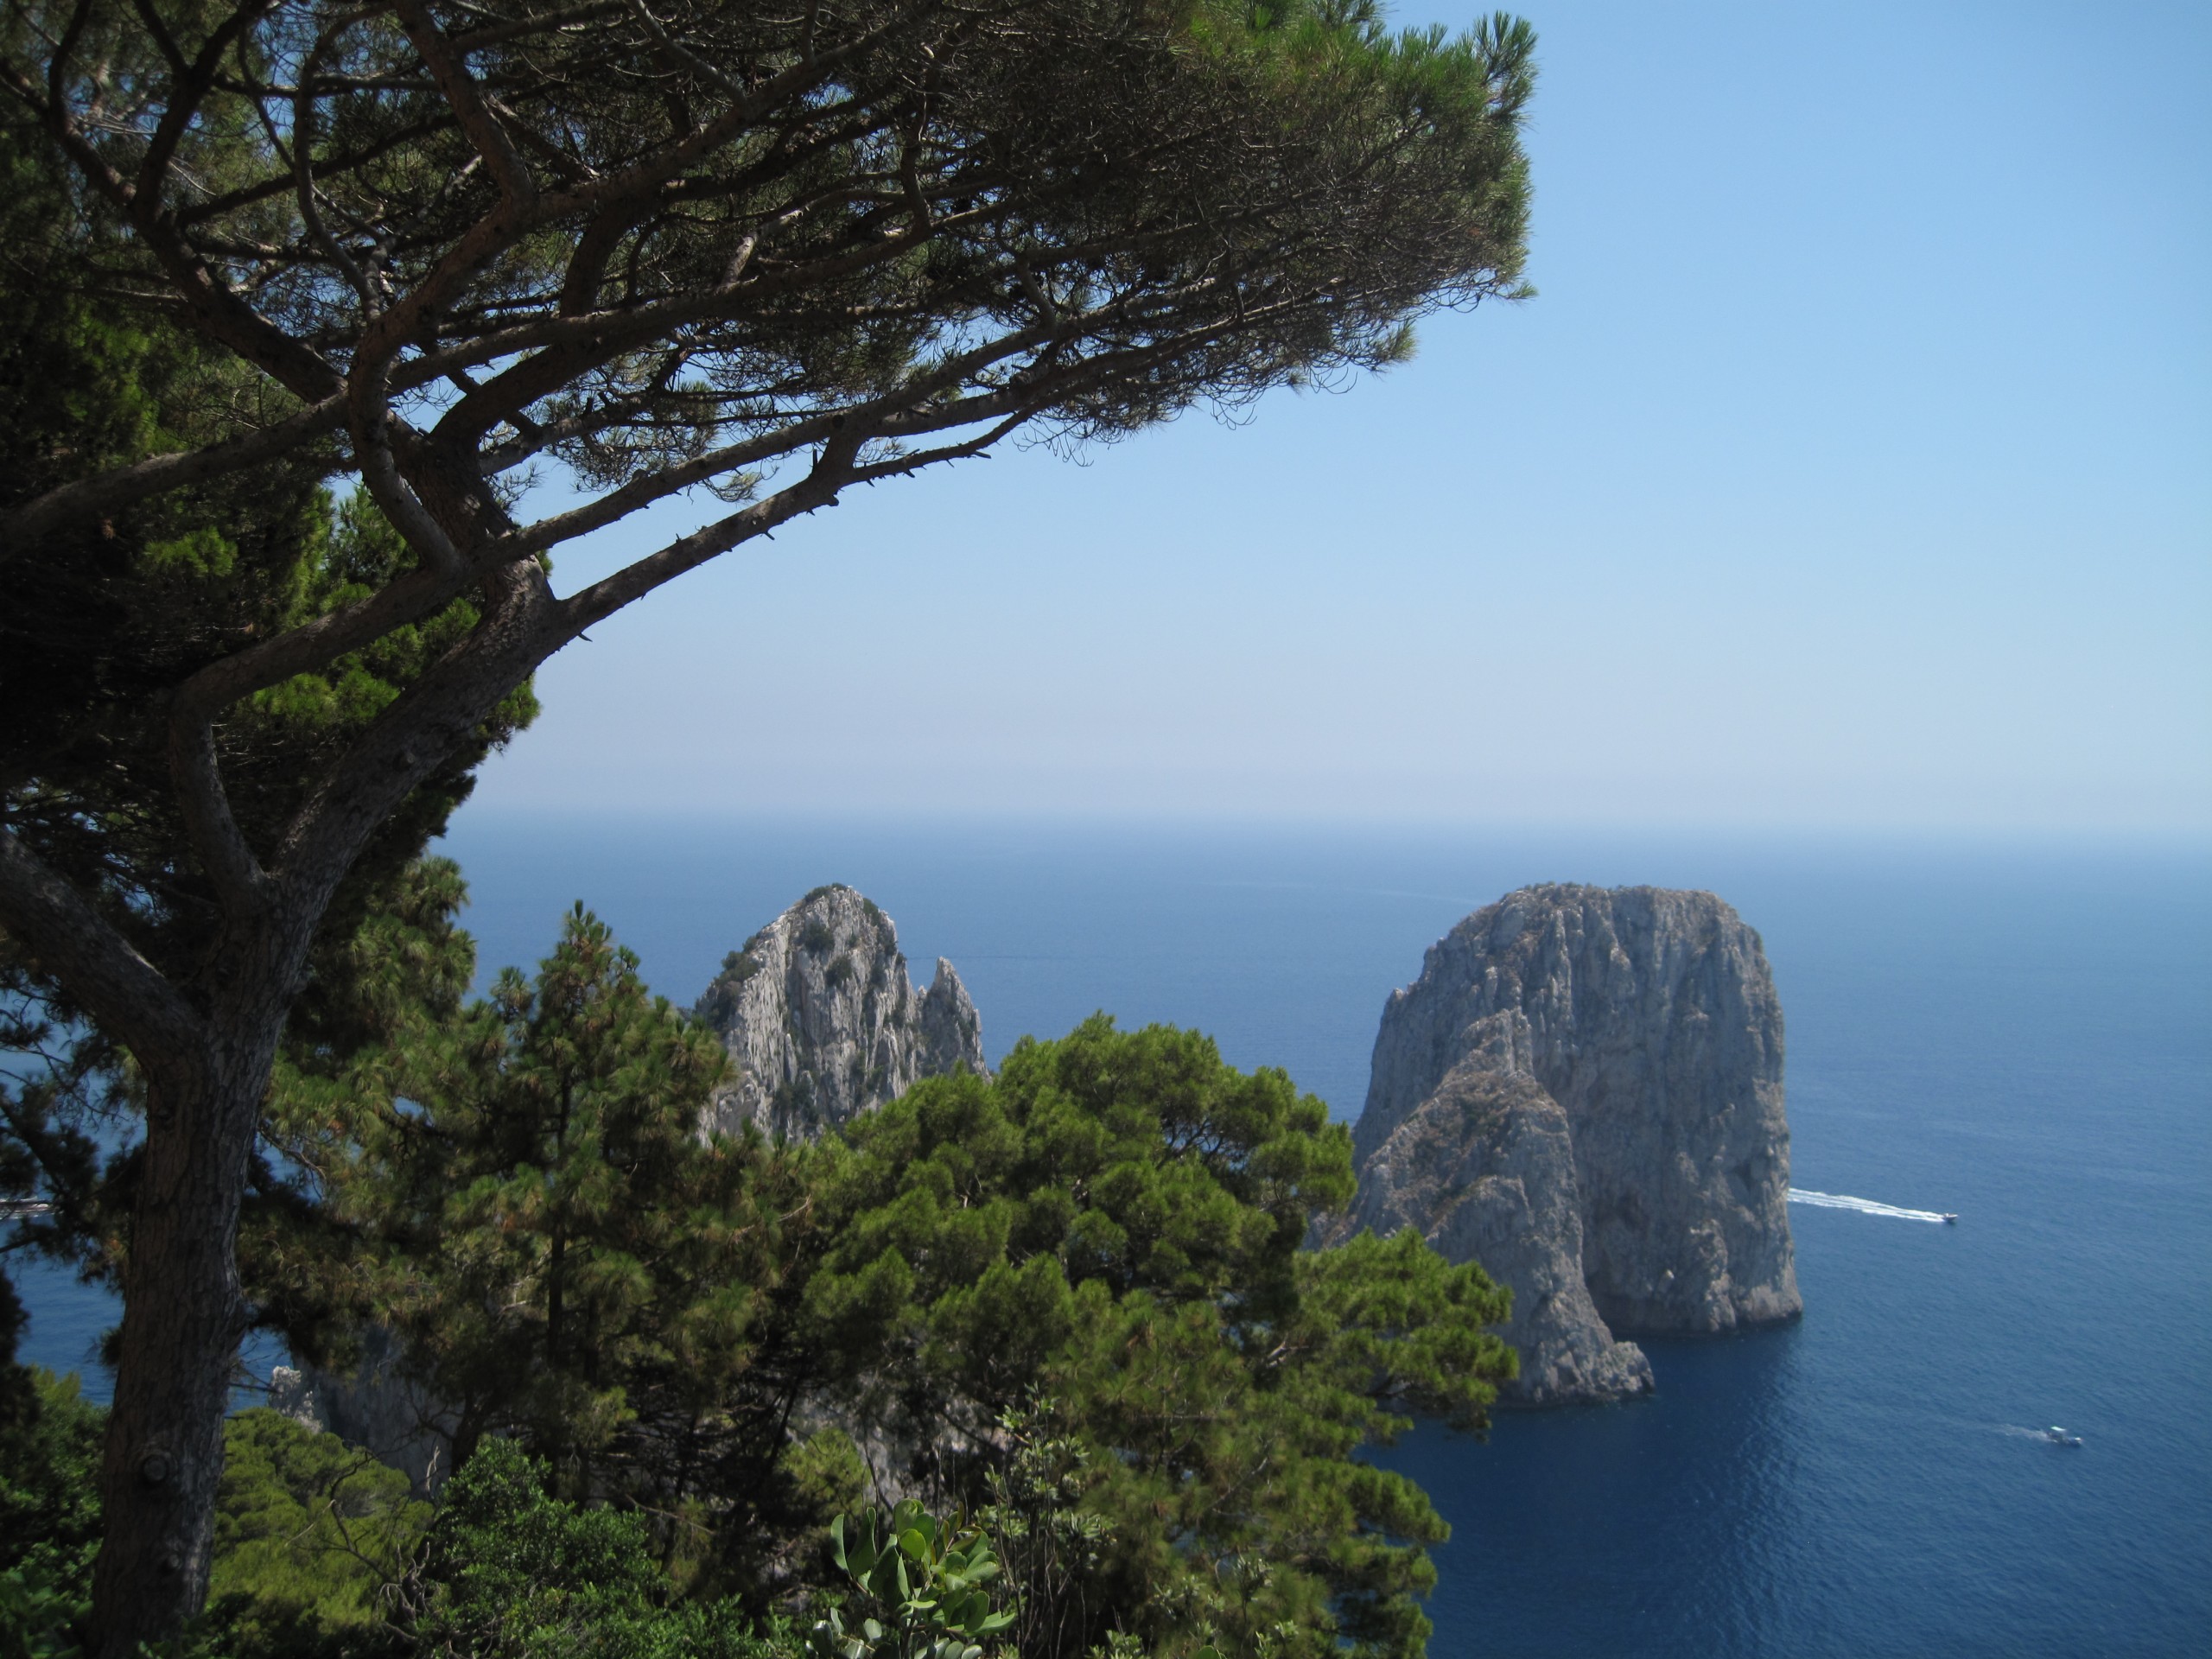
left=0, top=1332, right=101, bottom=1659
left=0, top=1367, right=100, bottom=1586
left=806, top=1502, right=1014, bottom=1659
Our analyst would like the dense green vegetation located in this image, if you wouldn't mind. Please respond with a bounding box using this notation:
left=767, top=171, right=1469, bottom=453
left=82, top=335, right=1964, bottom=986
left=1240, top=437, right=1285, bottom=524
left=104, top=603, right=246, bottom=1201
left=809, top=1024, right=1513, bottom=1655
left=0, top=1389, right=788, bottom=1659
left=204, top=1409, right=428, bottom=1659
left=0, top=1324, right=103, bottom=1645
left=0, top=80, right=537, bottom=1358
left=0, top=1, right=1535, bottom=1642
left=5, top=896, right=1514, bottom=1658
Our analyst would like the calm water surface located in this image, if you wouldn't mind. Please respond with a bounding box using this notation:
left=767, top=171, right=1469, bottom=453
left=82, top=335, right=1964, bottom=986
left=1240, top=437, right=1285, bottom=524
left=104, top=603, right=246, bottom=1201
left=16, top=817, right=2209, bottom=1656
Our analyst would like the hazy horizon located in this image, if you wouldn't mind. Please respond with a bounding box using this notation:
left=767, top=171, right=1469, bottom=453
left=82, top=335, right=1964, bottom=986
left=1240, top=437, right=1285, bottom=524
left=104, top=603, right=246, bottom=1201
left=445, top=799, right=2212, bottom=851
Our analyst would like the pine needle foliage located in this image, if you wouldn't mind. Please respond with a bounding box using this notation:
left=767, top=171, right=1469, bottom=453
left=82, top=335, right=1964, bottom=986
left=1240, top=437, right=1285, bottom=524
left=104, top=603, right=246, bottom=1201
left=276, top=906, right=798, bottom=1503
left=807, top=1018, right=1516, bottom=1659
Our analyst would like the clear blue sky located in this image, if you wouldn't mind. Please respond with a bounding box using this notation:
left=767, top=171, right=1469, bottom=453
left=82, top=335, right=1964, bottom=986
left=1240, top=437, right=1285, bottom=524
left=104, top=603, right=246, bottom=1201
left=472, top=0, right=2211, bottom=836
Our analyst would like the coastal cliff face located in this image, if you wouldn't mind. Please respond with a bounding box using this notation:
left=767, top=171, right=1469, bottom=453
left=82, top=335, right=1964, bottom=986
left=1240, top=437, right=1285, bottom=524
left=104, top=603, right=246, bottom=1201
left=691, top=884, right=988, bottom=1141
left=1348, top=884, right=1798, bottom=1403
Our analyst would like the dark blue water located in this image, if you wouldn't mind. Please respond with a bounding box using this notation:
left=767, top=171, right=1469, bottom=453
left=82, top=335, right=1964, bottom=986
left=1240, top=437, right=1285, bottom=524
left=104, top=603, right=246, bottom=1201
left=13, top=817, right=2209, bottom=1655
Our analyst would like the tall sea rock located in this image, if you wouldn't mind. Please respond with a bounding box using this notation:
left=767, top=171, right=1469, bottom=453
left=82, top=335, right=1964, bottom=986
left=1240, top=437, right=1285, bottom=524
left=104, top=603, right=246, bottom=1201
left=691, top=884, right=988, bottom=1141
left=1344, top=884, right=1798, bottom=1405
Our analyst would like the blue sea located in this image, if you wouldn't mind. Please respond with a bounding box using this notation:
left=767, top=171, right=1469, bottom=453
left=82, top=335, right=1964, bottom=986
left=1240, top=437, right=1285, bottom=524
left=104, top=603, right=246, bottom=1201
left=14, top=817, right=2210, bottom=1657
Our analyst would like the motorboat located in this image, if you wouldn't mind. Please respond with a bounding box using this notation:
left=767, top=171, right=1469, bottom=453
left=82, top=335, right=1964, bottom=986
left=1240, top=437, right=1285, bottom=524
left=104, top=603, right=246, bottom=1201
left=1942, top=1213, right=1959, bottom=1224
left=2043, top=1427, right=2082, bottom=1447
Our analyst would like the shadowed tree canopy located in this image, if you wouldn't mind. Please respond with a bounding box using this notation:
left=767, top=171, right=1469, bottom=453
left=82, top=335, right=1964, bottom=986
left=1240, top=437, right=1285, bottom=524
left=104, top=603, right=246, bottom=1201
left=0, top=0, right=1536, bottom=1649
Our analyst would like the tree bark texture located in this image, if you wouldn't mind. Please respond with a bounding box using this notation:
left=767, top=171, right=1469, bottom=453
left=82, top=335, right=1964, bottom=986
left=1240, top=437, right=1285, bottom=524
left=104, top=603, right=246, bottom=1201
left=89, top=1047, right=268, bottom=1654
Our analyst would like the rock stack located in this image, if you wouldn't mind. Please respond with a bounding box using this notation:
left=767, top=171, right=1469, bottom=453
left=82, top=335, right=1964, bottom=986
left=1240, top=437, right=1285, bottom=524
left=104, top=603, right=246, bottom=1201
left=1338, top=884, right=1799, bottom=1405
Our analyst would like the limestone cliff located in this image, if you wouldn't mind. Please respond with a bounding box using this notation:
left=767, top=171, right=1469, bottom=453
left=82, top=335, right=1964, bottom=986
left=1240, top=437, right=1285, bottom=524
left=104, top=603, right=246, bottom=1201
left=692, top=885, right=988, bottom=1141
left=1347, top=884, right=1798, bottom=1403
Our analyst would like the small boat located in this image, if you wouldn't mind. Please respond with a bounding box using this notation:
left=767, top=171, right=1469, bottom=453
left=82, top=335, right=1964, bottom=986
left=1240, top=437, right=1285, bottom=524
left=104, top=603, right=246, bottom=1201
left=1942, top=1213, right=1959, bottom=1224
left=2043, top=1427, right=2082, bottom=1447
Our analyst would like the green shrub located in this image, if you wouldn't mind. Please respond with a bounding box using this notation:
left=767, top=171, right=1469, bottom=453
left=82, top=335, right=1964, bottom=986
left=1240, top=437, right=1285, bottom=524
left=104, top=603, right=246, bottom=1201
left=806, top=1502, right=1014, bottom=1659
left=0, top=1558, right=87, bottom=1659
left=409, top=1440, right=793, bottom=1659
left=0, top=1368, right=101, bottom=1585
left=0, top=1352, right=102, bottom=1657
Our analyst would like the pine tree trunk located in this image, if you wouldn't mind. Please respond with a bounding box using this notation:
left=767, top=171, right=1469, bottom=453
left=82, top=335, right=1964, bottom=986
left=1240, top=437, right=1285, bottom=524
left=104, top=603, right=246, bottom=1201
left=64, top=558, right=552, bottom=1649
left=86, top=1026, right=273, bottom=1657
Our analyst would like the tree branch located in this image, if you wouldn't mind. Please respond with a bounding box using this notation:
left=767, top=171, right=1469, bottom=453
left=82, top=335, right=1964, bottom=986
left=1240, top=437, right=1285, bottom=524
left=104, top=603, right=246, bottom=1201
left=171, top=567, right=465, bottom=728
left=272, top=560, right=555, bottom=903
left=619, top=0, right=749, bottom=105
left=353, top=405, right=467, bottom=581
left=175, top=114, right=454, bottom=227
left=506, top=317, right=1055, bottom=553
left=552, top=447, right=861, bottom=639
left=0, top=398, right=347, bottom=561
left=165, top=719, right=274, bottom=920
left=391, top=0, right=537, bottom=207
left=0, top=830, right=207, bottom=1077
left=849, top=410, right=1029, bottom=487
left=288, top=16, right=381, bottom=315
left=133, top=0, right=282, bottom=204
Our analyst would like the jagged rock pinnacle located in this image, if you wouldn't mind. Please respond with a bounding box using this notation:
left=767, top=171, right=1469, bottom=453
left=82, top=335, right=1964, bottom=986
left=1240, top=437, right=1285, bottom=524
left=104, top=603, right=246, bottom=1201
left=692, top=885, right=989, bottom=1141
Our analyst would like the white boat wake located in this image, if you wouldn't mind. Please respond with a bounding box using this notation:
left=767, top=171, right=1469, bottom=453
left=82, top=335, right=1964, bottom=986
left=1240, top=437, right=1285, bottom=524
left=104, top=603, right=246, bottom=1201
left=1788, top=1187, right=1950, bottom=1224
left=1997, top=1423, right=2085, bottom=1447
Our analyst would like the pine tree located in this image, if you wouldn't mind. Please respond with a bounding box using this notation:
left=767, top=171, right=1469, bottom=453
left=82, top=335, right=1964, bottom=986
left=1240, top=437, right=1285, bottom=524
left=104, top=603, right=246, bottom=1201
left=799, top=1018, right=1516, bottom=1659
left=2, top=6, right=1537, bottom=1637
left=283, top=908, right=807, bottom=1522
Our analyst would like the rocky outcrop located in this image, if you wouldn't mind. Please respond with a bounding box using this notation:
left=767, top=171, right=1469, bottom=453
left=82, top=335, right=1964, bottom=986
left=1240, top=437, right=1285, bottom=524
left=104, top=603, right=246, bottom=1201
left=269, top=1327, right=457, bottom=1495
left=1346, top=884, right=1797, bottom=1404
left=692, top=885, right=988, bottom=1141
left=1342, top=1012, right=1654, bottom=1405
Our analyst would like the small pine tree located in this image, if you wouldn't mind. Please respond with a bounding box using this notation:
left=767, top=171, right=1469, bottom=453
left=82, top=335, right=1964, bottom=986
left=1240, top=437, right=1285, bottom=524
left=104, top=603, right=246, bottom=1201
left=282, top=907, right=808, bottom=1517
